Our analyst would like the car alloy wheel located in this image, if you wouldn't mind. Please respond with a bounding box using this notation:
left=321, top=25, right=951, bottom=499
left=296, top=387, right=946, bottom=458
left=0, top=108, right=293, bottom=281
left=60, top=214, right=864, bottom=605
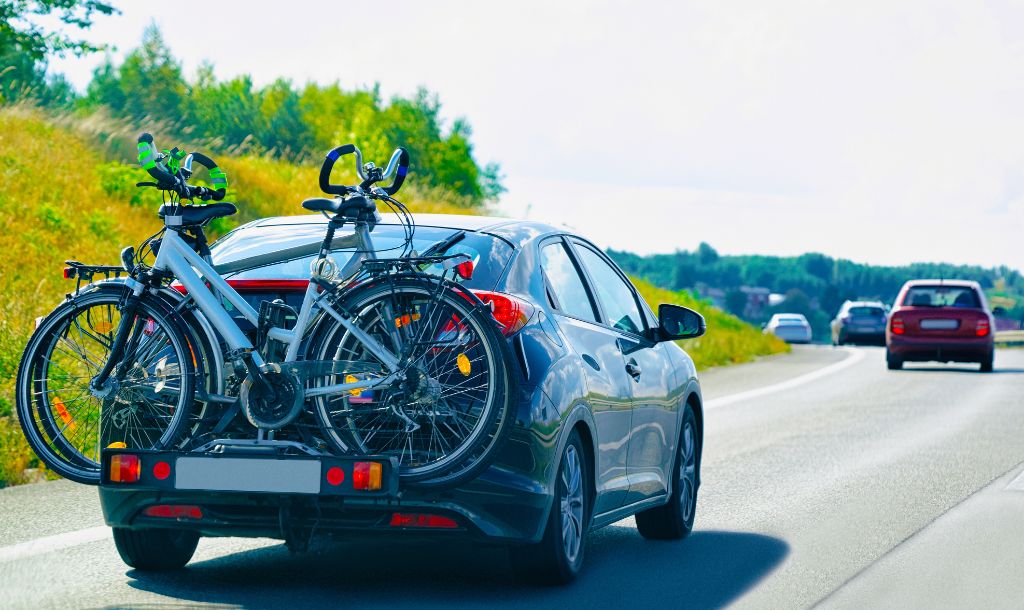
left=679, top=420, right=696, bottom=524
left=560, top=443, right=585, bottom=564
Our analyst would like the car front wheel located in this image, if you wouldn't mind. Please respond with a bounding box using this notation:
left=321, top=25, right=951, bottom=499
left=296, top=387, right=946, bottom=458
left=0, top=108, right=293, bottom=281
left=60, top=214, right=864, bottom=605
left=636, top=404, right=699, bottom=540
left=510, top=430, right=589, bottom=584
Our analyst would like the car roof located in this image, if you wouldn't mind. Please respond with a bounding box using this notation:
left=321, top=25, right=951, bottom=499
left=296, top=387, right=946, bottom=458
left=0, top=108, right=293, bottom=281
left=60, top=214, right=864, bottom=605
left=239, top=213, right=563, bottom=249
left=901, top=279, right=981, bottom=289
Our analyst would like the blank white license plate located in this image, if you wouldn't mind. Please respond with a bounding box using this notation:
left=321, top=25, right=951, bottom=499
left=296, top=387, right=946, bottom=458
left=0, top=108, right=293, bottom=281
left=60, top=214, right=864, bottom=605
left=920, top=319, right=959, bottom=330
left=175, top=457, right=321, bottom=494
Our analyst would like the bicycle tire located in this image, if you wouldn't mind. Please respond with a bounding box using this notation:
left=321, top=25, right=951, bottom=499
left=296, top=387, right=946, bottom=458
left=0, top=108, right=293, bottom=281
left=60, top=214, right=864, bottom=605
left=309, top=275, right=516, bottom=489
left=16, top=286, right=197, bottom=484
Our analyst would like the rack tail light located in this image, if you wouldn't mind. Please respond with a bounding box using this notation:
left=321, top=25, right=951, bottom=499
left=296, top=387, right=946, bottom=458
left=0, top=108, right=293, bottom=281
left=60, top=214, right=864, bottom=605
left=109, top=454, right=141, bottom=483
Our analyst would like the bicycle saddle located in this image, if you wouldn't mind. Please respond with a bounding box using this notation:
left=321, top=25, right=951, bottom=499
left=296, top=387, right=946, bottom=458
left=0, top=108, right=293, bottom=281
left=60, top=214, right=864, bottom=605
left=158, top=203, right=237, bottom=225
left=302, top=195, right=375, bottom=217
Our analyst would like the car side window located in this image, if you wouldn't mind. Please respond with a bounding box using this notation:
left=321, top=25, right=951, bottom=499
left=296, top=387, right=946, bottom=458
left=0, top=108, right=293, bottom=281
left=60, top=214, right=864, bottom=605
left=539, top=241, right=598, bottom=323
left=572, top=243, right=646, bottom=335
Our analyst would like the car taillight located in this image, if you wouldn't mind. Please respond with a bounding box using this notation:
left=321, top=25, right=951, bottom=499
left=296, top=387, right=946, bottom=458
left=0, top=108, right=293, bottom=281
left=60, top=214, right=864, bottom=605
left=470, top=291, right=535, bottom=336
left=109, top=454, right=141, bottom=483
left=352, top=461, right=383, bottom=490
left=891, top=316, right=905, bottom=335
left=143, top=505, right=203, bottom=520
left=389, top=512, right=459, bottom=529
left=976, top=318, right=990, bottom=337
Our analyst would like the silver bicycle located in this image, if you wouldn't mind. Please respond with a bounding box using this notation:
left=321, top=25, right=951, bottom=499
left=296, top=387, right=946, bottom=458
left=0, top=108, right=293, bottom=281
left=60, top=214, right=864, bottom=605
left=16, top=135, right=515, bottom=488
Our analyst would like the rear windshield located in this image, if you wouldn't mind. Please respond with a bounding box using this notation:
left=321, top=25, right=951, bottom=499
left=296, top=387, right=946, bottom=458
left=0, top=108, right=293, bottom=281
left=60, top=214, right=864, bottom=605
left=210, top=222, right=514, bottom=290
left=901, top=286, right=980, bottom=308
left=848, top=306, right=885, bottom=316
left=776, top=316, right=806, bottom=325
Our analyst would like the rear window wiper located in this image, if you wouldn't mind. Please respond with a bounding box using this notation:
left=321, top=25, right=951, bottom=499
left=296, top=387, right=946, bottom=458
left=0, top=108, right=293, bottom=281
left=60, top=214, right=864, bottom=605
left=420, top=230, right=466, bottom=257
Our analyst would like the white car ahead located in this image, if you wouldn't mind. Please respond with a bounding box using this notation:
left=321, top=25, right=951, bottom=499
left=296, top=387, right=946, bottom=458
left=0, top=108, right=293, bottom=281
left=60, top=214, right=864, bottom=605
left=765, top=313, right=813, bottom=344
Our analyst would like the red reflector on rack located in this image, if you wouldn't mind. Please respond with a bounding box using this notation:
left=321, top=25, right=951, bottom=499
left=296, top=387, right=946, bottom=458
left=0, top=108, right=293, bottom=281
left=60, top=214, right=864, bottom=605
left=142, top=505, right=203, bottom=520
left=152, top=460, right=171, bottom=480
left=352, top=461, right=383, bottom=490
left=62, top=267, right=75, bottom=280
left=326, top=466, right=345, bottom=486
left=109, top=454, right=141, bottom=483
left=389, top=513, right=458, bottom=529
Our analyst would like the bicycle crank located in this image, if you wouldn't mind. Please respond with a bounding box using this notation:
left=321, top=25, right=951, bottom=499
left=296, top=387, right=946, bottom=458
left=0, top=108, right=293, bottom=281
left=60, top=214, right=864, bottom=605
left=239, top=363, right=305, bottom=430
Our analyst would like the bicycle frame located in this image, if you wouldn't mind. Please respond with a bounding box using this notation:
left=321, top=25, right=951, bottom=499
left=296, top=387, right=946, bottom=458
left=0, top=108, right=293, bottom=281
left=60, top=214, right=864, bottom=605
left=152, top=217, right=401, bottom=399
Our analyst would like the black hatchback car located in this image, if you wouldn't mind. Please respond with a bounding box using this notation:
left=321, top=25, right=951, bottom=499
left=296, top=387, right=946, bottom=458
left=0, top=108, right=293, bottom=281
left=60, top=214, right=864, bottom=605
left=100, top=213, right=706, bottom=583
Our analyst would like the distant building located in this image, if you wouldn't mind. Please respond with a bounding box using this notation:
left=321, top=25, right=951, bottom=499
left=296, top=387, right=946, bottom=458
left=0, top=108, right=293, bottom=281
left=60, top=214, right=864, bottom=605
left=740, top=286, right=770, bottom=318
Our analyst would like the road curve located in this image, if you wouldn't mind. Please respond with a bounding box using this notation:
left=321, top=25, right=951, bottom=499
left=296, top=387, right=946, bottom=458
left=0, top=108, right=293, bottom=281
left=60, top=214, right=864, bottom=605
left=1, top=345, right=1023, bottom=609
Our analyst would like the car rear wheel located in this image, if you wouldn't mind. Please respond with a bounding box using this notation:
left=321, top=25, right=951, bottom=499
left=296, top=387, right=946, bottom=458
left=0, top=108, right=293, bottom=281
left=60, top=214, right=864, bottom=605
left=112, top=527, right=199, bottom=570
left=886, top=350, right=903, bottom=370
left=980, top=352, right=994, bottom=373
left=510, top=430, right=589, bottom=584
left=636, top=404, right=699, bottom=540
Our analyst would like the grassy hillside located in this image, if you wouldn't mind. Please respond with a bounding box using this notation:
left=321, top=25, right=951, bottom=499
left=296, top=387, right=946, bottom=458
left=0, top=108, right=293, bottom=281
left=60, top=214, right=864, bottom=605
left=0, top=108, right=786, bottom=486
left=632, top=277, right=789, bottom=369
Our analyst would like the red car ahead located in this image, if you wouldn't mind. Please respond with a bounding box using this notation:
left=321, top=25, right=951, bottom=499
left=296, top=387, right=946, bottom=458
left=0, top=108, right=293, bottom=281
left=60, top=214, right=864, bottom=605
left=886, top=279, right=995, bottom=372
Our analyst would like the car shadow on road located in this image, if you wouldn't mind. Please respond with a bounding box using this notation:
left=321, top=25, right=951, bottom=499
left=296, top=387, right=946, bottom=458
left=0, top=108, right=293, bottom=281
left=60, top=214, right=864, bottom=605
left=124, top=528, right=788, bottom=609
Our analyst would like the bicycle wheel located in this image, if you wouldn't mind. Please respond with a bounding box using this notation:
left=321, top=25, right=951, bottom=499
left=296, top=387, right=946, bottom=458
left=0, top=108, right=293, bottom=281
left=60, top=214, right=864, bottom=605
left=16, top=287, right=196, bottom=484
left=310, top=276, right=515, bottom=488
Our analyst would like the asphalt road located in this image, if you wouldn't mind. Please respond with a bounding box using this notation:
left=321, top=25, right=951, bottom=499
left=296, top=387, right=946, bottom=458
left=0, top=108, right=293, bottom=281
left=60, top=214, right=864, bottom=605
left=2, top=345, right=1024, bottom=609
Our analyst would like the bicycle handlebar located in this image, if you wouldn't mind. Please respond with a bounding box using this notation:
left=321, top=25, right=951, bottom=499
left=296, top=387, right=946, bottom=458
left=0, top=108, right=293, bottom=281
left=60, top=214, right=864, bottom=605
left=319, top=144, right=409, bottom=197
left=137, top=133, right=228, bottom=201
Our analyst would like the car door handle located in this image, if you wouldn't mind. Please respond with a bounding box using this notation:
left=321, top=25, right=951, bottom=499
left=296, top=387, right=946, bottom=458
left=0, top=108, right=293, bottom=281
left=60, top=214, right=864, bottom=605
left=625, top=359, right=642, bottom=380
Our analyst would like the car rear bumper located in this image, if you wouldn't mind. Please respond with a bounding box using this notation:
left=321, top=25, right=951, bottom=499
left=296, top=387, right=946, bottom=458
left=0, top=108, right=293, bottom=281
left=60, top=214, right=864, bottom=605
left=98, top=464, right=551, bottom=544
left=839, top=327, right=885, bottom=342
left=887, top=335, right=994, bottom=362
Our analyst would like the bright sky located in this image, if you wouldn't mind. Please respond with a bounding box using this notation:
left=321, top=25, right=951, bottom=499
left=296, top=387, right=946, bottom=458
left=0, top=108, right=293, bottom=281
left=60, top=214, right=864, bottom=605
left=47, top=0, right=1024, bottom=272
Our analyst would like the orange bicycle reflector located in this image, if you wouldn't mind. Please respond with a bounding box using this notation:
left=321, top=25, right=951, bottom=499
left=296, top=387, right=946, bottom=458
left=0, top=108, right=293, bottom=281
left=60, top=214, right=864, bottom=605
left=53, top=399, right=76, bottom=431
left=394, top=313, right=421, bottom=328
left=109, top=454, right=141, bottom=483
left=352, top=461, right=383, bottom=490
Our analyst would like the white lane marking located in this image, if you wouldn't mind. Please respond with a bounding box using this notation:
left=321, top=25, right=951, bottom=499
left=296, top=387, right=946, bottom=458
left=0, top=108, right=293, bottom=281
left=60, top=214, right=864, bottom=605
left=705, top=347, right=865, bottom=408
left=0, top=525, right=108, bottom=563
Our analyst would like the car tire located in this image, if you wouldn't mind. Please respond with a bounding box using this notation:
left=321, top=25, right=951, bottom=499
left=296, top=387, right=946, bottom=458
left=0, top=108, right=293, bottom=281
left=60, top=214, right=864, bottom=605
left=636, top=404, right=699, bottom=540
left=510, top=430, right=589, bottom=585
left=980, top=353, right=994, bottom=373
left=886, top=350, right=903, bottom=370
left=112, top=527, right=199, bottom=570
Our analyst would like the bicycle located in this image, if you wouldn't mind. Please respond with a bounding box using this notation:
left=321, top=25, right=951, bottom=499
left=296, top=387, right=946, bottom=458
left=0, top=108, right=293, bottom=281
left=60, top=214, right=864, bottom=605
left=16, top=134, right=515, bottom=488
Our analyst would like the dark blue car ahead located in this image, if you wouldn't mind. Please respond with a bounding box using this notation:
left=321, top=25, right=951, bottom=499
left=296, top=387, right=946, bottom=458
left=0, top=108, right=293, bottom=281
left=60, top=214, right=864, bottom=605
left=100, top=213, right=706, bottom=584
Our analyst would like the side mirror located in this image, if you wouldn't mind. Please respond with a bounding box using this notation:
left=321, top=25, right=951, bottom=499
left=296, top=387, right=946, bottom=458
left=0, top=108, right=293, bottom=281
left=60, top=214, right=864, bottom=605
left=657, top=304, right=706, bottom=341
left=993, top=306, right=1007, bottom=317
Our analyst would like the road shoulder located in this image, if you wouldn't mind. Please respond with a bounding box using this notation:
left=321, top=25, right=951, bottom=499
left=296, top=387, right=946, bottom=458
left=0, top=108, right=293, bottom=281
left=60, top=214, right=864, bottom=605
left=818, top=461, right=1024, bottom=610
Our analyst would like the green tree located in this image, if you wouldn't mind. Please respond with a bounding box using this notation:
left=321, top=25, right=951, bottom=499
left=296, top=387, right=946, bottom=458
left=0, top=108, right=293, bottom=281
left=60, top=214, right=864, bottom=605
left=697, top=241, right=719, bottom=265
left=1, top=0, right=115, bottom=61
left=1, top=0, right=116, bottom=103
